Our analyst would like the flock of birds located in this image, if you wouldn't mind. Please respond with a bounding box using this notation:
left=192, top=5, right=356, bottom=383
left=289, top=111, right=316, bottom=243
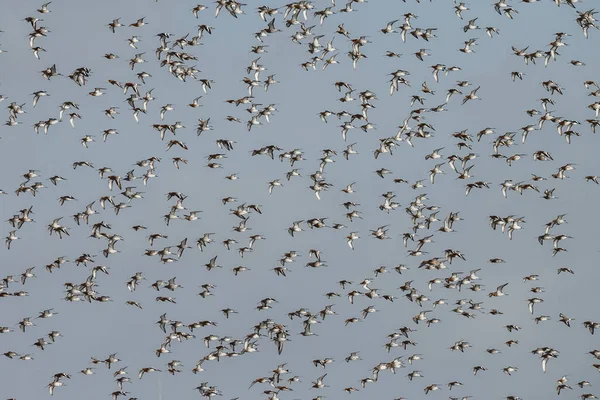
left=1, top=0, right=600, bottom=399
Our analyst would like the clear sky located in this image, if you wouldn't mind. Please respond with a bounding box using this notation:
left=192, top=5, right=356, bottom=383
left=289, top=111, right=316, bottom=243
left=1, top=0, right=600, bottom=399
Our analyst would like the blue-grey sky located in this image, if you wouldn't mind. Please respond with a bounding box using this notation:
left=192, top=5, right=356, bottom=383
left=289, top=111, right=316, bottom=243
left=1, top=0, right=600, bottom=399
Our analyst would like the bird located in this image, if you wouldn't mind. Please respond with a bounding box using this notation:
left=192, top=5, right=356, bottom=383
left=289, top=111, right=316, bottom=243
left=31, top=90, right=49, bottom=107
left=488, top=283, right=509, bottom=297
left=138, top=367, right=161, bottom=379
left=346, top=232, right=359, bottom=250
left=462, top=86, right=481, bottom=104
left=268, top=179, right=283, bottom=194
left=37, top=2, right=52, bottom=13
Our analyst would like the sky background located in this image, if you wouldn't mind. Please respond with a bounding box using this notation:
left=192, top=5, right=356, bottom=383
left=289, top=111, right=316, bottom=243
left=1, top=0, right=600, bottom=399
